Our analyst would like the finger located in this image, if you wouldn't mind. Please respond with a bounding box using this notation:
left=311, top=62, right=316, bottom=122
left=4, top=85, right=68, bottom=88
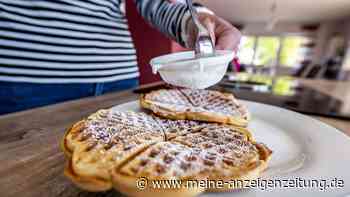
left=215, top=32, right=235, bottom=50
left=217, top=38, right=240, bottom=52
left=212, top=15, right=241, bottom=51
left=215, top=28, right=241, bottom=51
left=201, top=15, right=216, bottom=46
left=186, top=20, right=197, bottom=48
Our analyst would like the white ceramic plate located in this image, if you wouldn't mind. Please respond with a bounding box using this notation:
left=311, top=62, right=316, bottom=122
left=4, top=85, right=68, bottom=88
left=112, top=100, right=350, bottom=197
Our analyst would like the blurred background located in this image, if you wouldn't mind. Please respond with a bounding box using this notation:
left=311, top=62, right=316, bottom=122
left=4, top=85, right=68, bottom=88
left=127, top=0, right=350, bottom=83
left=127, top=0, right=350, bottom=125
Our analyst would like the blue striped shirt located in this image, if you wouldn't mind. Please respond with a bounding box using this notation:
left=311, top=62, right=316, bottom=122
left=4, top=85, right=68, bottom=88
left=0, top=0, right=188, bottom=83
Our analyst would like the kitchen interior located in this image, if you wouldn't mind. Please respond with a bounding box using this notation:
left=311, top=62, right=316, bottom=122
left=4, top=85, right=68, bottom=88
left=128, top=0, right=350, bottom=134
left=1, top=1, right=350, bottom=197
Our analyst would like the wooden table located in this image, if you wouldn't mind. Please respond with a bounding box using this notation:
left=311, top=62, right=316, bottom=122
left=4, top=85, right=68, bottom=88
left=0, top=80, right=349, bottom=197
left=0, top=90, right=136, bottom=197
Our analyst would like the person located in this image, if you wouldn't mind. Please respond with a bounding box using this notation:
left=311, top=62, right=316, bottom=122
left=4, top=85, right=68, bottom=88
left=0, top=0, right=241, bottom=115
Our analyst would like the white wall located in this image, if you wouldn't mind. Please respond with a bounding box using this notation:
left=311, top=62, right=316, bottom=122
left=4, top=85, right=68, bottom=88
left=241, top=22, right=314, bottom=36
left=312, top=21, right=340, bottom=64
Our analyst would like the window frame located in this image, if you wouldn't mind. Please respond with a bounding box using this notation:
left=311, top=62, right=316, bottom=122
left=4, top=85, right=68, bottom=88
left=238, top=34, right=313, bottom=68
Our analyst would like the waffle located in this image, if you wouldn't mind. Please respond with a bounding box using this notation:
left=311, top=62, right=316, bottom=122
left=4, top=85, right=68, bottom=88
left=172, top=125, right=271, bottom=191
left=140, top=88, right=249, bottom=126
left=62, top=110, right=165, bottom=191
left=61, top=109, right=272, bottom=196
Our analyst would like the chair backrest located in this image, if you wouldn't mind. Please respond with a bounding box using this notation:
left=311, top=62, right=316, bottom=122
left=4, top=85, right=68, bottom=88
left=305, top=65, right=322, bottom=78
left=293, top=61, right=311, bottom=77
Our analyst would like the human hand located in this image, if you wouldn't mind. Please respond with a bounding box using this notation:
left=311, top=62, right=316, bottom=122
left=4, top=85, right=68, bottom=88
left=185, top=13, right=241, bottom=52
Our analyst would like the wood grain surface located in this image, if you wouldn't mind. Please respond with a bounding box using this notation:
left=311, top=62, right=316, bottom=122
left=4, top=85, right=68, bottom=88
left=0, top=90, right=136, bottom=197
left=0, top=82, right=349, bottom=197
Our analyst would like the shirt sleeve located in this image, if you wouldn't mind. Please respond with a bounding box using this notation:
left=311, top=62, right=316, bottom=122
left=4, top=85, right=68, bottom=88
left=134, top=0, right=188, bottom=46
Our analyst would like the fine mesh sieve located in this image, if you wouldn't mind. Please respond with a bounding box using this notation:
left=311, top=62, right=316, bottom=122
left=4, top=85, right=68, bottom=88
left=150, top=50, right=235, bottom=89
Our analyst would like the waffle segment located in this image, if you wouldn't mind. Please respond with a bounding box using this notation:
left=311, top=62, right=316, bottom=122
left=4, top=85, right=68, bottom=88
left=112, top=142, right=208, bottom=197
left=171, top=125, right=272, bottom=191
left=62, top=110, right=165, bottom=191
left=141, top=88, right=249, bottom=126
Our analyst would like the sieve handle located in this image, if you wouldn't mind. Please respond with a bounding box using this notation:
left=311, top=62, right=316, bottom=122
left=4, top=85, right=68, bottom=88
left=151, top=64, right=163, bottom=74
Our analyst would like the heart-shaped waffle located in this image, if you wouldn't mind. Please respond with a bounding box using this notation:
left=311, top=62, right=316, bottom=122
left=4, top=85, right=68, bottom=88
left=140, top=88, right=249, bottom=127
left=62, top=109, right=271, bottom=196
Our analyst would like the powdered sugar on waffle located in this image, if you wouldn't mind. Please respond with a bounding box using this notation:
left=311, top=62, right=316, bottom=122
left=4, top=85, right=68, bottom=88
left=173, top=125, right=259, bottom=167
left=83, top=109, right=258, bottom=169
left=122, top=142, right=208, bottom=178
left=147, top=89, right=191, bottom=106
left=121, top=141, right=238, bottom=178
left=83, top=110, right=163, bottom=144
left=179, top=88, right=245, bottom=117
left=122, top=139, right=259, bottom=179
left=82, top=109, right=207, bottom=144
left=155, top=118, right=206, bottom=136
left=67, top=109, right=270, bottom=183
left=145, top=88, right=247, bottom=118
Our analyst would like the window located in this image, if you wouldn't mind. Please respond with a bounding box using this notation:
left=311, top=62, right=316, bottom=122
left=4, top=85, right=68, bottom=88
left=343, top=47, right=350, bottom=70
left=237, top=35, right=312, bottom=68
left=254, top=37, right=280, bottom=66
left=238, top=36, right=256, bottom=65
left=280, top=36, right=312, bottom=67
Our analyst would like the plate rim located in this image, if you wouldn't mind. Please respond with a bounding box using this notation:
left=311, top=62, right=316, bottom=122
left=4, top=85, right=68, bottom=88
left=111, top=99, right=350, bottom=195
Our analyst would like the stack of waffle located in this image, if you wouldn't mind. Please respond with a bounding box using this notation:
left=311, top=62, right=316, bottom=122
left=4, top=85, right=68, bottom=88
left=61, top=88, right=272, bottom=197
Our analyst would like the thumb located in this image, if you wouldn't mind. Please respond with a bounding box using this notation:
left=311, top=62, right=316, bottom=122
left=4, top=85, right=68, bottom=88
left=201, top=16, right=216, bottom=46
